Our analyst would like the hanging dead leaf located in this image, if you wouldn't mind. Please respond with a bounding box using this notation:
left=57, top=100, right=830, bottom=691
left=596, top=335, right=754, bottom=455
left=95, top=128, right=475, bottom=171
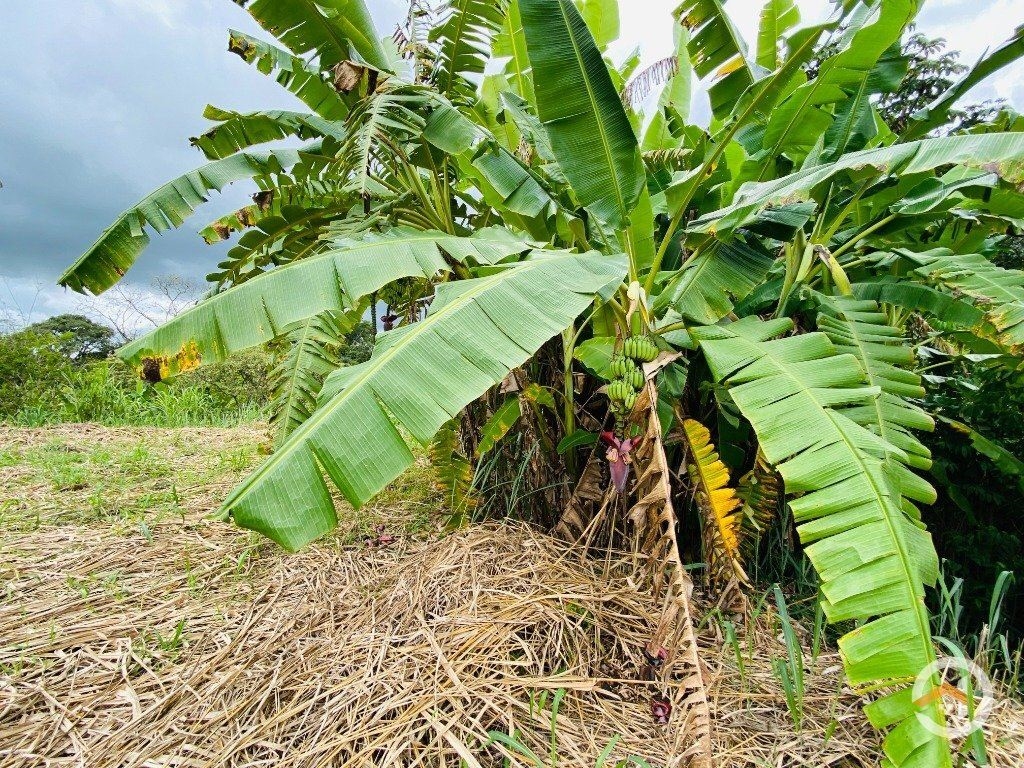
left=333, top=61, right=365, bottom=93
left=626, top=383, right=712, bottom=768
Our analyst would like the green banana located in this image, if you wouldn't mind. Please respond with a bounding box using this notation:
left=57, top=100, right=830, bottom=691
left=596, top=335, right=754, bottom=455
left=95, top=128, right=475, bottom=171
left=608, top=354, right=636, bottom=379
left=624, top=335, right=658, bottom=363
left=627, top=367, right=645, bottom=389
left=607, top=379, right=632, bottom=402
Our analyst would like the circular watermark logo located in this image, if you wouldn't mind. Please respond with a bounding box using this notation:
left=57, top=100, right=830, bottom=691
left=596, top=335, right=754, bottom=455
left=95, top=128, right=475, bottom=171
left=912, top=656, right=995, bottom=739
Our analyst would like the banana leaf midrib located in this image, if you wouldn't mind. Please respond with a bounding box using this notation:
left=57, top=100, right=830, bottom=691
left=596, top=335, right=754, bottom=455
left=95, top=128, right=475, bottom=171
left=831, top=311, right=910, bottom=455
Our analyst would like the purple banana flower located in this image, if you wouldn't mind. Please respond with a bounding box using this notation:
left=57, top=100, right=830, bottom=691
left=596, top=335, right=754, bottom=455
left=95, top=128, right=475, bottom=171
left=601, top=431, right=634, bottom=493
left=651, top=696, right=672, bottom=724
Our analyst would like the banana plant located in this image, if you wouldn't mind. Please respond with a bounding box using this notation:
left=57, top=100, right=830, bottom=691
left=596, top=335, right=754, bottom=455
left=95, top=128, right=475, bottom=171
left=60, top=0, right=1024, bottom=765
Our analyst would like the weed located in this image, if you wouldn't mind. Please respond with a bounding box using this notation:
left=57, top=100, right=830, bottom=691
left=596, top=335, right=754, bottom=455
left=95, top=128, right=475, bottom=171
left=486, top=688, right=651, bottom=767
left=772, top=585, right=805, bottom=731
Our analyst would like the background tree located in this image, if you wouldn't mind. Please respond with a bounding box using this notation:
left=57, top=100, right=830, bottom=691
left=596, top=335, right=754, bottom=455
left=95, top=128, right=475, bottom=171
left=25, top=314, right=117, bottom=360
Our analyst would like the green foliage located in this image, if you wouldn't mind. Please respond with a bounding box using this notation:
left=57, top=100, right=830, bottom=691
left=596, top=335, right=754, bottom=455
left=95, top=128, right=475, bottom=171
left=0, top=330, right=73, bottom=417
left=924, top=356, right=1024, bottom=648
left=0, top=328, right=271, bottom=426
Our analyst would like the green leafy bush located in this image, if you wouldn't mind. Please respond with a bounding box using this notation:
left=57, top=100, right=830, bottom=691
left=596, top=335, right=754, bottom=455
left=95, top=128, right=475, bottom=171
left=0, top=330, right=74, bottom=417
left=1, top=328, right=272, bottom=426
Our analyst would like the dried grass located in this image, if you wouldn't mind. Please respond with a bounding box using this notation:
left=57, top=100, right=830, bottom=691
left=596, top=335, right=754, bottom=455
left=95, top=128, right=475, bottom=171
left=2, top=426, right=1023, bottom=767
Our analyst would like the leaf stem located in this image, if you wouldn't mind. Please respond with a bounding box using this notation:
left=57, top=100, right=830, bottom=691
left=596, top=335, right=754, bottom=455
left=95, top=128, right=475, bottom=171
left=831, top=213, right=897, bottom=259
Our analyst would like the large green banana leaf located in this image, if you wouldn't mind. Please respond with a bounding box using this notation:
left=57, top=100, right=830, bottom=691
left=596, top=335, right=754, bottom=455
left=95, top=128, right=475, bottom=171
left=431, top=0, right=508, bottom=100
left=677, top=0, right=755, bottom=120
left=203, top=198, right=358, bottom=289
left=577, top=0, right=620, bottom=49
left=853, top=279, right=984, bottom=327
left=692, top=132, right=1024, bottom=235
left=695, top=316, right=949, bottom=768
left=519, top=0, right=643, bottom=230
left=192, top=107, right=346, bottom=160
left=224, top=250, right=627, bottom=550
left=239, top=0, right=394, bottom=74
left=815, top=295, right=935, bottom=476
left=492, top=0, right=535, bottom=103
left=423, top=101, right=553, bottom=220
left=116, top=228, right=531, bottom=370
left=59, top=146, right=324, bottom=294
left=227, top=30, right=350, bottom=120
left=755, top=0, right=799, bottom=70
left=755, top=0, right=914, bottom=168
left=653, top=237, right=775, bottom=323
left=902, top=248, right=1024, bottom=353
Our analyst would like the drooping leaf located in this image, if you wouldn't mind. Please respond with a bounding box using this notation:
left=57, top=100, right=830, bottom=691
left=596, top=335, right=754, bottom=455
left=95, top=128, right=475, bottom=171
left=239, top=0, right=395, bottom=74
left=227, top=30, right=350, bottom=120
left=890, top=167, right=999, bottom=217
left=654, top=237, right=775, bottom=324
left=191, top=106, right=345, bottom=160
left=935, top=415, right=1024, bottom=494
left=203, top=198, right=358, bottom=289
left=423, top=100, right=554, bottom=221
left=520, top=0, right=644, bottom=229
left=903, top=248, right=1024, bottom=353
left=224, top=250, right=627, bottom=550
left=851, top=278, right=985, bottom=330
left=693, top=132, right=1024, bottom=236
left=117, top=228, right=532, bottom=371
left=694, top=316, right=950, bottom=768
left=60, top=146, right=322, bottom=294
left=680, top=417, right=748, bottom=591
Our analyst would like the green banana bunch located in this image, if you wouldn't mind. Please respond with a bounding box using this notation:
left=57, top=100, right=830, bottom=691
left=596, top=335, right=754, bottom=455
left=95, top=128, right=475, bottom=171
left=623, top=335, right=658, bottom=363
left=608, top=354, right=636, bottom=379
left=607, top=379, right=633, bottom=402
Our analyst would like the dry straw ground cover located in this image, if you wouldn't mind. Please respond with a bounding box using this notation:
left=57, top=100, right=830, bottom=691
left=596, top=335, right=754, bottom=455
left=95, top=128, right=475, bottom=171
left=2, top=425, right=1023, bottom=766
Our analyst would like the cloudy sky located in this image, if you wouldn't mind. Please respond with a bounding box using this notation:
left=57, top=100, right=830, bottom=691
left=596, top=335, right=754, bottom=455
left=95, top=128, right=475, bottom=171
left=1, top=0, right=1021, bottom=327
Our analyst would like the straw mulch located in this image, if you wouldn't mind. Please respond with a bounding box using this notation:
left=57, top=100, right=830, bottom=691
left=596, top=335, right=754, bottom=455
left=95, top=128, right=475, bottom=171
left=2, top=430, right=1023, bottom=766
